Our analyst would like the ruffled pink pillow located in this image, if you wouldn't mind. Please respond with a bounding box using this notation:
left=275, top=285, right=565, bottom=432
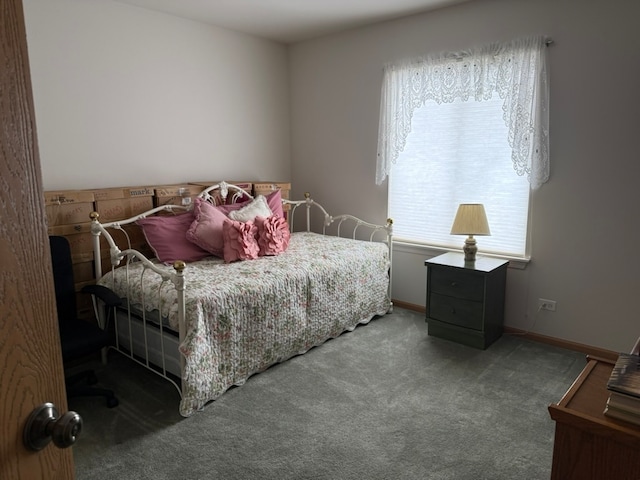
left=255, top=215, right=291, bottom=256
left=186, top=197, right=229, bottom=257
left=222, top=219, right=259, bottom=263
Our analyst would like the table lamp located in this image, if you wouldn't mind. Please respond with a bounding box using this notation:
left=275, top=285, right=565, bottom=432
left=450, top=203, right=491, bottom=262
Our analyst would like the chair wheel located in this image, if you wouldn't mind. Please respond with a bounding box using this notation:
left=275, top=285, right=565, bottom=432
left=107, top=396, right=119, bottom=408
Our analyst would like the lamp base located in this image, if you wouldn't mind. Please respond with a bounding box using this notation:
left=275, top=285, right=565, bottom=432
left=463, top=236, right=477, bottom=262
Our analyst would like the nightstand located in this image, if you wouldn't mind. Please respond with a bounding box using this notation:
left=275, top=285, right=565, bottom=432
left=424, top=252, right=508, bottom=349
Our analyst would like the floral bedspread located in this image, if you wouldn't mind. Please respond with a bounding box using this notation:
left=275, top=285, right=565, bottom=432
left=99, top=232, right=391, bottom=416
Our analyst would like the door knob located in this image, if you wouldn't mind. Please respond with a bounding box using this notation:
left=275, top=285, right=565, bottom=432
left=23, top=402, right=83, bottom=451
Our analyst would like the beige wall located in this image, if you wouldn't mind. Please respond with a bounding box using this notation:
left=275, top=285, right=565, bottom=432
left=289, top=0, right=640, bottom=352
left=23, top=0, right=291, bottom=191
left=23, top=0, right=640, bottom=352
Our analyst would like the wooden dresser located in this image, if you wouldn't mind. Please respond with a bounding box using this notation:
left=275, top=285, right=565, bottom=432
left=548, top=356, right=640, bottom=479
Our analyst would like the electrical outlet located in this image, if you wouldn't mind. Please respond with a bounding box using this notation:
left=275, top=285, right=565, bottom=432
left=538, top=298, right=556, bottom=312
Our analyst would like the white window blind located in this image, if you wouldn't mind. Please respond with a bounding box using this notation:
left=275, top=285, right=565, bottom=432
left=389, top=96, right=530, bottom=257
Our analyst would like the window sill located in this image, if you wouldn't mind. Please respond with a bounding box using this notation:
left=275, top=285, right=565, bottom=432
left=392, top=240, right=530, bottom=270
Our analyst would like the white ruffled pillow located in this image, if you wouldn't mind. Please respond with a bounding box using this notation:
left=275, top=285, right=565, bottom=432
left=228, top=195, right=272, bottom=222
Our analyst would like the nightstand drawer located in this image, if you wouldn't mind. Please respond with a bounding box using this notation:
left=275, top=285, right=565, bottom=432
left=430, top=268, right=484, bottom=301
left=429, top=293, right=483, bottom=330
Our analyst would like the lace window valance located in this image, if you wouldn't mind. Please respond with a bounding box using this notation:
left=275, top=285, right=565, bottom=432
left=376, top=35, right=550, bottom=189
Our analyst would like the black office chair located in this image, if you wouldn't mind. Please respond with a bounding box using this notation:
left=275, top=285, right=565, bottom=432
left=49, top=235, right=121, bottom=408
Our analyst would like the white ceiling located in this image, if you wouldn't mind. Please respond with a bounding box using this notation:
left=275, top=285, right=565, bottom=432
left=111, top=0, right=474, bottom=44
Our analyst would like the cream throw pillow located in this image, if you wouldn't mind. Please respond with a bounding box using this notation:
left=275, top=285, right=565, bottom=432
left=228, top=195, right=272, bottom=222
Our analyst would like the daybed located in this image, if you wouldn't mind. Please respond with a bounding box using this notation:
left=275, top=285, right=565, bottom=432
left=90, top=182, right=393, bottom=416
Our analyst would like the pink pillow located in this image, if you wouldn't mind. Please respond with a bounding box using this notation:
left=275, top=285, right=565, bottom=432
left=186, top=198, right=229, bottom=257
left=265, top=190, right=284, bottom=219
left=137, top=212, right=210, bottom=264
left=255, top=215, right=291, bottom=256
left=222, top=219, right=259, bottom=263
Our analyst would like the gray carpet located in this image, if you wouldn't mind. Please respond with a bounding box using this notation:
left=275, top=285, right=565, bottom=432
left=69, top=308, right=585, bottom=479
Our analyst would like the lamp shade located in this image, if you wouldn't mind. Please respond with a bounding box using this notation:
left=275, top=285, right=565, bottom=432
left=450, top=204, right=491, bottom=236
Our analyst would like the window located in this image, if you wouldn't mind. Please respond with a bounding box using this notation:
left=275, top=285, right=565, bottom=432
left=389, top=96, right=530, bottom=256
left=377, top=36, right=549, bottom=258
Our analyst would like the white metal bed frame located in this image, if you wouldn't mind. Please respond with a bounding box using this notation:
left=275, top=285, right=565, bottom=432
left=89, top=181, right=393, bottom=398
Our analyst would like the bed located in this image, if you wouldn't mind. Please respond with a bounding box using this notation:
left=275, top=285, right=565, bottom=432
left=90, top=182, right=393, bottom=416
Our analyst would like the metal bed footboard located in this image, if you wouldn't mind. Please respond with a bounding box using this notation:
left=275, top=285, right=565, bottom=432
left=285, top=193, right=394, bottom=312
left=90, top=208, right=187, bottom=397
